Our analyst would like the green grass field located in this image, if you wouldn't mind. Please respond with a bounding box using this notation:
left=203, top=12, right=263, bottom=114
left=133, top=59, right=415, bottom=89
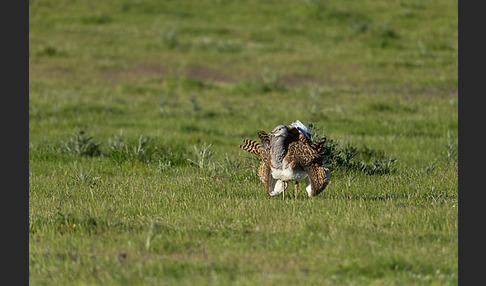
left=29, top=0, right=458, bottom=284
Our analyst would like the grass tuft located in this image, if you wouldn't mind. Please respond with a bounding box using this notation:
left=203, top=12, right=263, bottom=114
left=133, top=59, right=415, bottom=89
left=109, top=134, right=150, bottom=163
left=261, top=68, right=286, bottom=93
left=161, top=27, right=180, bottom=50
left=61, top=127, right=101, bottom=157
left=187, top=143, right=215, bottom=171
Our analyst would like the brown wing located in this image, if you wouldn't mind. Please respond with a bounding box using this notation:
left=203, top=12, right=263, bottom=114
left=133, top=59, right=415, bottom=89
left=257, top=130, right=270, bottom=149
left=298, top=134, right=326, bottom=153
left=299, top=133, right=312, bottom=145
left=285, top=141, right=330, bottom=196
left=310, top=136, right=327, bottom=154
left=240, top=139, right=273, bottom=196
left=286, top=141, right=323, bottom=169
left=304, top=164, right=330, bottom=196
left=258, top=160, right=272, bottom=195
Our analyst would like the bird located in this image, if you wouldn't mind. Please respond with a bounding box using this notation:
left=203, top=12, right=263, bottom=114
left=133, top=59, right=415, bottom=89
left=267, top=123, right=330, bottom=199
left=239, top=121, right=330, bottom=199
left=240, top=126, right=303, bottom=197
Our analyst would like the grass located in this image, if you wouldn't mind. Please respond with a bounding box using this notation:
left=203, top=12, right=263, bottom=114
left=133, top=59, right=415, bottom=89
left=29, top=0, right=457, bottom=285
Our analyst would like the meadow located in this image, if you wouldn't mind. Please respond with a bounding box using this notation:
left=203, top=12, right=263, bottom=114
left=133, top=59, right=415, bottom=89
left=29, top=0, right=458, bottom=285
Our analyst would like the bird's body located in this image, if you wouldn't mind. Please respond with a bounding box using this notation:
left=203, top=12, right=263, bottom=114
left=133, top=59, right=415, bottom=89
left=271, top=163, right=307, bottom=181
left=239, top=121, right=330, bottom=198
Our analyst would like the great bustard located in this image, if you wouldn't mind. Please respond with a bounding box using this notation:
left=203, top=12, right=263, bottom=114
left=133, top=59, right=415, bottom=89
left=239, top=121, right=330, bottom=199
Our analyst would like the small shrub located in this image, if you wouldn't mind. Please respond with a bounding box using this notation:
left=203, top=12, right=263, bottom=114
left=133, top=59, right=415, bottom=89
left=61, top=127, right=101, bottom=156
left=306, top=121, right=327, bottom=141
left=324, top=140, right=397, bottom=175
left=305, top=122, right=397, bottom=175
left=366, top=157, right=397, bottom=175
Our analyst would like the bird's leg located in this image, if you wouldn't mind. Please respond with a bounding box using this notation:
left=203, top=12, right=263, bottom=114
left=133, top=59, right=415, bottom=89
left=282, top=181, right=285, bottom=200
left=295, top=181, right=298, bottom=200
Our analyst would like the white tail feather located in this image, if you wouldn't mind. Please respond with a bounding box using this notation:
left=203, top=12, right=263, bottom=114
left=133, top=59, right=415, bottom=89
left=290, top=120, right=311, bottom=140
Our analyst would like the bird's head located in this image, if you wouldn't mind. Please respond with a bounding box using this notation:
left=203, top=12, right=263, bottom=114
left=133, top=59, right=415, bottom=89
left=269, top=124, right=288, bottom=138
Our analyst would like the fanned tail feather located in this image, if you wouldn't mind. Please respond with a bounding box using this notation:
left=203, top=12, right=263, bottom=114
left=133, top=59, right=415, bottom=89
left=239, top=139, right=264, bottom=158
